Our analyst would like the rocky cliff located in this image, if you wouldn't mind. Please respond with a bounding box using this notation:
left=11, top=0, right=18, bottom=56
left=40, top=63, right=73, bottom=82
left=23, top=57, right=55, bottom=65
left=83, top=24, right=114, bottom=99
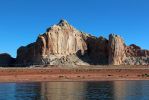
left=16, top=20, right=89, bottom=66
left=0, top=19, right=148, bottom=66
left=108, top=34, right=149, bottom=65
left=85, top=36, right=109, bottom=65
left=124, top=44, right=149, bottom=65
left=108, top=34, right=125, bottom=65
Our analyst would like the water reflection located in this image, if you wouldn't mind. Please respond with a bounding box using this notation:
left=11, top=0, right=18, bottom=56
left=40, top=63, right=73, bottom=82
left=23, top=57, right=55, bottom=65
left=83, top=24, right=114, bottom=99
left=114, top=81, right=149, bottom=100
left=0, top=83, right=41, bottom=100
left=40, top=82, right=114, bottom=100
left=86, top=82, right=114, bottom=100
left=15, top=83, right=41, bottom=100
left=0, top=81, right=149, bottom=100
left=41, top=82, right=87, bottom=100
left=0, top=83, right=16, bottom=100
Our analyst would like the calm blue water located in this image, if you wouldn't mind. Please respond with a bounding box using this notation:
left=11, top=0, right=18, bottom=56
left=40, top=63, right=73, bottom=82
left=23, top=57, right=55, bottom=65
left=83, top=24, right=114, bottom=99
left=0, top=81, right=149, bottom=100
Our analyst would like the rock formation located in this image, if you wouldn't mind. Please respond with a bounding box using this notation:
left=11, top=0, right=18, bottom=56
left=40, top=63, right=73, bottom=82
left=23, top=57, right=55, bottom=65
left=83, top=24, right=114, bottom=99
left=0, top=19, right=148, bottom=66
left=16, top=20, right=89, bottom=66
left=108, top=34, right=149, bottom=65
left=125, top=44, right=149, bottom=57
left=0, top=53, right=16, bottom=67
left=108, top=34, right=125, bottom=65
left=16, top=19, right=149, bottom=66
left=124, top=44, right=149, bottom=65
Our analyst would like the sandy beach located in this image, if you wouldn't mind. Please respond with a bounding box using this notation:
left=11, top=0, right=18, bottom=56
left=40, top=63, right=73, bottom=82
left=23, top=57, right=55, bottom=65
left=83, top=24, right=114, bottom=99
left=0, top=65, right=149, bottom=82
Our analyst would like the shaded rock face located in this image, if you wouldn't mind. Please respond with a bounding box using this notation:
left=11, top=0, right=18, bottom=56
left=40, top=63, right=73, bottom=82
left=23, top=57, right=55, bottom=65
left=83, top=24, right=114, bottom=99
left=0, top=53, right=16, bottom=66
left=108, top=34, right=125, bottom=65
left=85, top=36, right=109, bottom=65
left=17, top=20, right=88, bottom=65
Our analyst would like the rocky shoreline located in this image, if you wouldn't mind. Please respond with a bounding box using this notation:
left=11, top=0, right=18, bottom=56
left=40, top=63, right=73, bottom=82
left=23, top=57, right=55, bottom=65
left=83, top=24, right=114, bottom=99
left=0, top=66, right=149, bottom=82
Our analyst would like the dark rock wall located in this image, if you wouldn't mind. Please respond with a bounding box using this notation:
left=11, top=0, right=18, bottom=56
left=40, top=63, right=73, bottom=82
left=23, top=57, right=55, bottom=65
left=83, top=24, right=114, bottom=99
left=0, top=53, right=16, bottom=67
left=85, top=36, right=109, bottom=65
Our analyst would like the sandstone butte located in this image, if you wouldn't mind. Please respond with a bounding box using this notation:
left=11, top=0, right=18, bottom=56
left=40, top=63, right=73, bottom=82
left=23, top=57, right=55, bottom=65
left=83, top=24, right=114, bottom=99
left=0, top=19, right=149, bottom=67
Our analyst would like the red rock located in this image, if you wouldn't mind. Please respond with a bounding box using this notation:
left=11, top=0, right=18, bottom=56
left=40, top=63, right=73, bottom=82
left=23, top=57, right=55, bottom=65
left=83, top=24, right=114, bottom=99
left=125, top=44, right=149, bottom=57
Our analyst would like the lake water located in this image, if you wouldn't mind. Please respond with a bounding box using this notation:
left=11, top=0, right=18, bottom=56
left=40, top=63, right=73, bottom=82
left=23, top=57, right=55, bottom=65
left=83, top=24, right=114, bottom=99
left=0, top=81, right=149, bottom=100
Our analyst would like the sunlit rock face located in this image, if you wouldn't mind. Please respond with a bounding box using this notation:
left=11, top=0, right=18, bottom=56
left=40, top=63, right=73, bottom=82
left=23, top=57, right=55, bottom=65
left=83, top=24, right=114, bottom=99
left=108, top=34, right=149, bottom=65
left=16, top=20, right=89, bottom=65
left=108, top=34, right=125, bottom=65
left=41, top=20, right=87, bottom=55
left=0, top=53, right=16, bottom=66
left=16, top=20, right=110, bottom=66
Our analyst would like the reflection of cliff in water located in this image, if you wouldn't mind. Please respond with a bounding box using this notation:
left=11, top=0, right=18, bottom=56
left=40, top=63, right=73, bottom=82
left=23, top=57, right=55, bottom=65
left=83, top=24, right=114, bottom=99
left=113, top=81, right=149, bottom=100
left=41, top=82, right=87, bottom=100
left=41, top=82, right=114, bottom=100
left=85, top=81, right=114, bottom=100
left=1, top=81, right=149, bottom=100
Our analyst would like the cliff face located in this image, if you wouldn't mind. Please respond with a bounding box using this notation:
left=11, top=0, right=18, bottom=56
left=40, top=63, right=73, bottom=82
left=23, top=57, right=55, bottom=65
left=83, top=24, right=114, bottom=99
left=85, top=36, right=109, bottom=65
left=2, top=19, right=147, bottom=66
left=16, top=20, right=88, bottom=65
left=108, top=34, right=125, bottom=65
left=108, top=34, right=149, bottom=65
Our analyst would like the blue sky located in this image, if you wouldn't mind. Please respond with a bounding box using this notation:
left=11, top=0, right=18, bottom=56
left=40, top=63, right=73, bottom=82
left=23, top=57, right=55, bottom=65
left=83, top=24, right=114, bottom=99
left=0, top=0, right=149, bottom=57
